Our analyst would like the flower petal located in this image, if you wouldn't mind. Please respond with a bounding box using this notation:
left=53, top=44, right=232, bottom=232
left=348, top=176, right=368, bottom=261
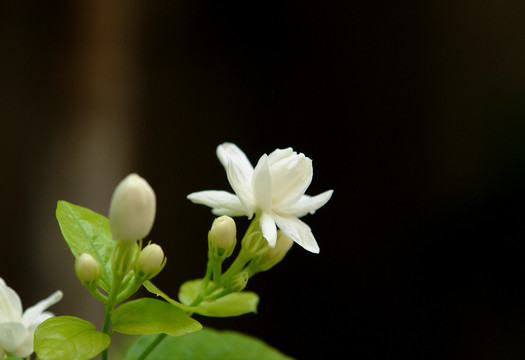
left=11, top=329, right=34, bottom=358
left=0, top=278, right=22, bottom=323
left=260, top=212, right=277, bottom=247
left=187, top=191, right=247, bottom=216
left=272, top=214, right=320, bottom=253
left=216, top=143, right=255, bottom=216
left=0, top=322, right=28, bottom=354
left=269, top=151, right=313, bottom=210
left=252, top=154, right=272, bottom=212
left=284, top=190, right=334, bottom=217
left=226, top=160, right=255, bottom=216
left=216, top=143, right=253, bottom=178
left=21, top=290, right=62, bottom=328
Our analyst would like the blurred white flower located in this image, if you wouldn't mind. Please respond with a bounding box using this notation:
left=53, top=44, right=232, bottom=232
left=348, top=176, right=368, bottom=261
left=0, top=278, right=62, bottom=358
left=187, top=142, right=333, bottom=253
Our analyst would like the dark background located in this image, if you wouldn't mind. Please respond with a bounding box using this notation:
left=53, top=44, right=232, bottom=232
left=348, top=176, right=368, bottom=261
left=1, top=1, right=525, bottom=359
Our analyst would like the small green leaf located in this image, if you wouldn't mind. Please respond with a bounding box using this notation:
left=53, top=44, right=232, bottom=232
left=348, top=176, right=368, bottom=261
left=112, top=298, right=202, bottom=337
left=178, top=279, right=205, bottom=306
left=5, top=357, right=23, bottom=360
left=144, top=280, right=189, bottom=311
left=194, top=292, right=259, bottom=317
left=178, top=279, right=259, bottom=317
left=125, top=327, right=294, bottom=360
left=34, top=316, right=110, bottom=360
left=56, top=200, right=115, bottom=293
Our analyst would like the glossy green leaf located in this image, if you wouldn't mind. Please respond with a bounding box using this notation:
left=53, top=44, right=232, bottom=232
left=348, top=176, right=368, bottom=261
left=178, top=279, right=259, bottom=317
left=112, top=298, right=202, bottom=337
left=34, top=316, right=110, bottom=360
left=56, top=200, right=115, bottom=293
left=125, top=327, right=294, bottom=360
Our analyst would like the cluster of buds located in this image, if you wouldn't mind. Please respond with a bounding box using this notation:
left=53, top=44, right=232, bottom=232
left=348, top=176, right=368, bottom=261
left=204, top=214, right=294, bottom=297
left=74, top=173, right=295, bottom=303
left=75, top=174, right=165, bottom=294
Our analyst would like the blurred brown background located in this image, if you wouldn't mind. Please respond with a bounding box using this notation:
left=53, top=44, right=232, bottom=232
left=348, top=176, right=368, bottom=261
left=1, top=1, right=525, bottom=359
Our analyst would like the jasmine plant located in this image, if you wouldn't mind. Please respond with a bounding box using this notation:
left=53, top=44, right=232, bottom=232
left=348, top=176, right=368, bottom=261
left=1, top=142, right=333, bottom=360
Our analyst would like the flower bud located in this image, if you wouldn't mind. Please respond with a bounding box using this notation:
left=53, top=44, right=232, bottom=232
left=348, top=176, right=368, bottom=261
left=246, top=232, right=294, bottom=275
left=75, top=253, right=102, bottom=288
left=109, top=173, right=156, bottom=242
left=208, top=216, right=237, bottom=259
left=223, top=271, right=249, bottom=293
left=135, top=243, right=166, bottom=280
left=241, top=230, right=268, bottom=258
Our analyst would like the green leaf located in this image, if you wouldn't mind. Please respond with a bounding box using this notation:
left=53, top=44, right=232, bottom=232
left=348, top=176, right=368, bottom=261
left=56, top=200, right=115, bottom=293
left=194, top=292, right=259, bottom=317
left=112, top=298, right=202, bottom=337
left=178, top=279, right=259, bottom=317
left=34, top=316, right=110, bottom=360
left=5, top=357, right=23, bottom=360
left=125, top=327, right=294, bottom=360
left=178, top=278, right=204, bottom=306
left=143, top=280, right=189, bottom=311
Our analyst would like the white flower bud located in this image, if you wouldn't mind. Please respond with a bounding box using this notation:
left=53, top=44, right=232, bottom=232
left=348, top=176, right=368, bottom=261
left=136, top=243, right=165, bottom=279
left=109, top=173, right=156, bottom=242
left=75, top=253, right=102, bottom=287
left=208, top=216, right=237, bottom=258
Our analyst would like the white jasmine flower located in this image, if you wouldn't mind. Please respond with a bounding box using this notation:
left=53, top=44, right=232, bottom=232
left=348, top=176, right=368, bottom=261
left=187, top=142, right=333, bottom=253
left=0, top=278, right=62, bottom=358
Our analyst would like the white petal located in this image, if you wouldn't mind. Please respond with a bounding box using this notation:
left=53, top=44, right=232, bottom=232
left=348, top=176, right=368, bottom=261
left=0, top=278, right=23, bottom=323
left=21, top=290, right=62, bottom=328
left=216, top=143, right=255, bottom=215
left=216, top=143, right=253, bottom=177
left=226, top=160, right=255, bottom=216
left=284, top=190, right=334, bottom=217
left=211, top=208, right=247, bottom=217
left=267, top=148, right=294, bottom=163
left=270, top=153, right=313, bottom=210
left=187, top=191, right=247, bottom=216
left=260, top=212, right=277, bottom=247
left=0, top=322, right=29, bottom=354
left=11, top=330, right=34, bottom=358
left=272, top=214, right=320, bottom=253
left=252, top=155, right=272, bottom=211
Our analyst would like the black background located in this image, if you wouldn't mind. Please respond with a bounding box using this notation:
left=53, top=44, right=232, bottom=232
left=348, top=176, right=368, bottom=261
left=1, top=1, right=525, bottom=359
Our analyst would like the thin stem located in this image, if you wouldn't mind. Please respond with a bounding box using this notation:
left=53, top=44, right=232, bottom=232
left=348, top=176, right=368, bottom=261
left=202, top=259, right=213, bottom=289
left=212, top=260, right=222, bottom=284
left=101, top=266, right=126, bottom=360
left=134, top=333, right=168, bottom=360
left=89, top=287, right=109, bottom=303
left=221, top=247, right=252, bottom=284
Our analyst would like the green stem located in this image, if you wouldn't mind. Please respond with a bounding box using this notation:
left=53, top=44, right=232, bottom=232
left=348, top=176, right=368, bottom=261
left=212, top=260, right=222, bottom=284
left=134, top=333, right=168, bottom=360
left=102, top=241, right=134, bottom=360
left=202, top=259, right=213, bottom=289
left=101, top=273, right=123, bottom=360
